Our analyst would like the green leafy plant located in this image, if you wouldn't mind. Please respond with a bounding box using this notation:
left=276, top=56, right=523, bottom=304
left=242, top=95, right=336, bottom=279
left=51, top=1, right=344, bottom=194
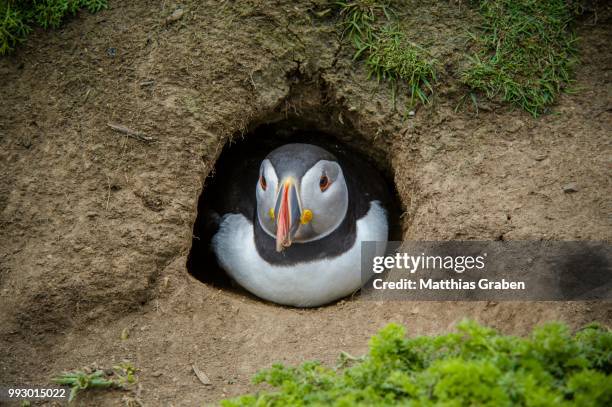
left=222, top=321, right=612, bottom=406
left=336, top=0, right=437, bottom=108
left=462, top=0, right=578, bottom=116
left=0, top=0, right=108, bottom=55
left=52, top=361, right=138, bottom=402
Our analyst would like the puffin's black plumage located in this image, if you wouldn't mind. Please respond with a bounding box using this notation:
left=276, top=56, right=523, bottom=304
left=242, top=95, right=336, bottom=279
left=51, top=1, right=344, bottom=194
left=188, top=136, right=392, bottom=284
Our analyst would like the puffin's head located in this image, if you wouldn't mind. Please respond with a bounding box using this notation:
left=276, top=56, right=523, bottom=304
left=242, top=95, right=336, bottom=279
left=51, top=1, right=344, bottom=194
left=255, top=143, right=349, bottom=252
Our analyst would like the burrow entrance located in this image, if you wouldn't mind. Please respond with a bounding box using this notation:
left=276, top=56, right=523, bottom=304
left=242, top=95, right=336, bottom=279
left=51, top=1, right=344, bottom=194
left=187, top=115, right=404, bottom=289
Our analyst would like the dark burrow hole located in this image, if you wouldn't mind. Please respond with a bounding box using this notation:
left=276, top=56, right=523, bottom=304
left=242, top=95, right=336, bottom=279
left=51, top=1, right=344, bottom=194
left=186, top=117, right=404, bottom=289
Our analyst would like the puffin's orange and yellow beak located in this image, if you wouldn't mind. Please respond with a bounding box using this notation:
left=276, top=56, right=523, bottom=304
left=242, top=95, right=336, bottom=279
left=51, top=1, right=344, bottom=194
left=274, top=178, right=301, bottom=252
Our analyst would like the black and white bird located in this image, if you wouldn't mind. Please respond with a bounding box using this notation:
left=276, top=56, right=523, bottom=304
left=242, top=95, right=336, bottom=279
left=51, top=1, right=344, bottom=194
left=206, top=143, right=390, bottom=307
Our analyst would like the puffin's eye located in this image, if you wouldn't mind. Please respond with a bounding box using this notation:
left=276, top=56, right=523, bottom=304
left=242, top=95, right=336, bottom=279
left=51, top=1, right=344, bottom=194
left=260, top=175, right=267, bottom=190
left=319, top=175, right=330, bottom=192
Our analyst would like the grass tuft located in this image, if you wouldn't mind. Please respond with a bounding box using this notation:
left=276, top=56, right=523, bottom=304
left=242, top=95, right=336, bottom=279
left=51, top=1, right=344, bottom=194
left=337, top=0, right=394, bottom=53
left=365, top=24, right=436, bottom=107
left=221, top=321, right=612, bottom=406
left=462, top=0, right=578, bottom=116
left=336, top=0, right=437, bottom=108
left=0, top=0, right=108, bottom=56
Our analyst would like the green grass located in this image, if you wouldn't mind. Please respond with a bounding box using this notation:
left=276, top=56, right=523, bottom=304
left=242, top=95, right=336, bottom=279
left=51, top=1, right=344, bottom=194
left=52, top=361, right=137, bottom=402
left=462, top=0, right=578, bottom=116
left=221, top=320, right=612, bottom=406
left=1, top=0, right=108, bottom=55
left=337, top=0, right=393, bottom=50
left=336, top=0, right=437, bottom=108
left=365, top=24, right=436, bottom=107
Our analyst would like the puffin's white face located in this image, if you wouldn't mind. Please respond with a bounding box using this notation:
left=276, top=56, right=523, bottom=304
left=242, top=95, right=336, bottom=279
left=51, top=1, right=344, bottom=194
left=256, top=158, right=349, bottom=252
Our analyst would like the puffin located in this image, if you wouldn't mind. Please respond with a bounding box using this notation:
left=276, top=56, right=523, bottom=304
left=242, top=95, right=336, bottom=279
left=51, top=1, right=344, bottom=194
left=205, top=142, right=390, bottom=307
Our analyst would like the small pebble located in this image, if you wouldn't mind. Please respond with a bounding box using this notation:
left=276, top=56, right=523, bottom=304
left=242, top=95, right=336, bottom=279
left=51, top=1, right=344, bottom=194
left=563, top=183, right=579, bottom=193
left=166, top=8, right=184, bottom=24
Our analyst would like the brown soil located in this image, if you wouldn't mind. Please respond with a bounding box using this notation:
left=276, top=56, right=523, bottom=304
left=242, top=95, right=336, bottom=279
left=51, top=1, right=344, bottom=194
left=1, top=1, right=611, bottom=405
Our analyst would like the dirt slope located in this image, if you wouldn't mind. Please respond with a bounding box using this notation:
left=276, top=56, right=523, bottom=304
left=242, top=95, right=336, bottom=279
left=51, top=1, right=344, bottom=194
left=0, top=1, right=610, bottom=405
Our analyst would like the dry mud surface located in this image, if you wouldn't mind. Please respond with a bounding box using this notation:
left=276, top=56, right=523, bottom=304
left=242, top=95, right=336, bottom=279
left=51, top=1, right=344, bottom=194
left=1, top=1, right=611, bottom=405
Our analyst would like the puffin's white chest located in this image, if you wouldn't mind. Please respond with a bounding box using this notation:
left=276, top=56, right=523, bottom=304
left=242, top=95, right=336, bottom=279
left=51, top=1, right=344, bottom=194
left=211, top=201, right=388, bottom=307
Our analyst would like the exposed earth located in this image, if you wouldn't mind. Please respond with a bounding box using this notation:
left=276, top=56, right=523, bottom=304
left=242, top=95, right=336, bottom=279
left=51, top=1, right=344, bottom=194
left=0, top=1, right=611, bottom=405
